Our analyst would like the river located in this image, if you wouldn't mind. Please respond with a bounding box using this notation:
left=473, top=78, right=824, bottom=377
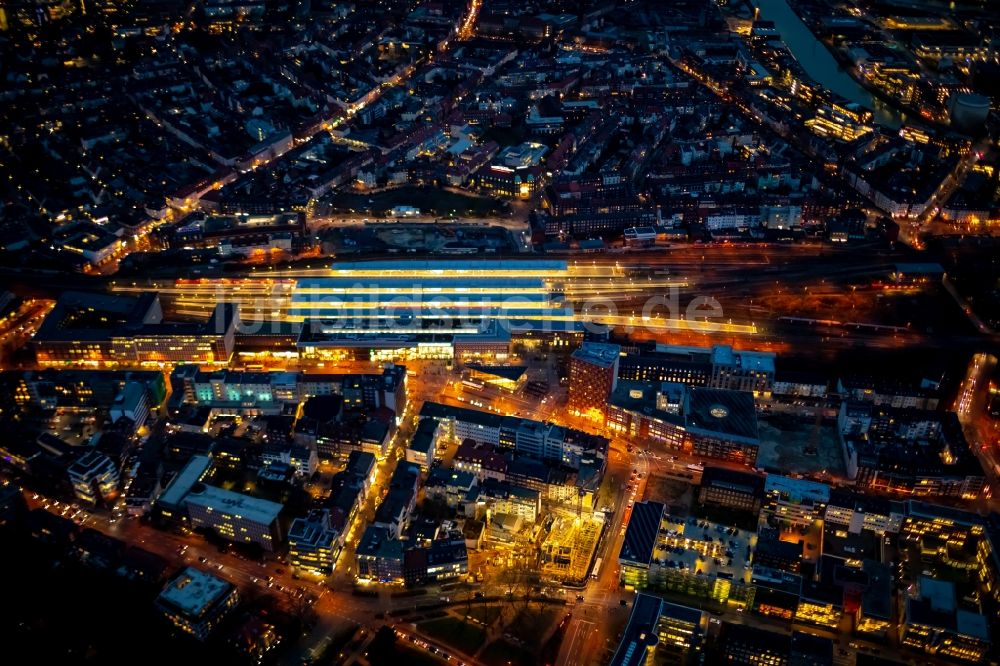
left=752, top=0, right=904, bottom=128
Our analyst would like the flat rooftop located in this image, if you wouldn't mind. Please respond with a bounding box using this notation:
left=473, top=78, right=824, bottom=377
left=610, top=593, right=666, bottom=666
left=710, top=344, right=776, bottom=374
left=294, top=276, right=552, bottom=292
left=893, top=262, right=944, bottom=276
left=34, top=291, right=157, bottom=341
left=686, top=387, right=759, bottom=443
left=957, top=609, right=990, bottom=641
left=653, top=514, right=757, bottom=585
left=421, top=400, right=504, bottom=429
left=465, top=364, right=527, bottom=381
left=649, top=343, right=776, bottom=375
left=823, top=521, right=881, bottom=561
left=157, top=567, right=233, bottom=617
left=158, top=455, right=213, bottom=508
left=408, top=418, right=438, bottom=455
left=862, top=561, right=894, bottom=621
left=421, top=401, right=605, bottom=456
left=920, top=577, right=956, bottom=613
left=328, top=259, right=569, bottom=275
left=906, top=500, right=983, bottom=527
left=297, top=327, right=459, bottom=347
left=701, top=466, right=765, bottom=496
left=35, top=296, right=235, bottom=344
left=620, top=501, right=664, bottom=567
left=765, top=474, right=831, bottom=505
left=184, top=484, right=283, bottom=525
left=184, top=367, right=300, bottom=387
left=573, top=342, right=621, bottom=368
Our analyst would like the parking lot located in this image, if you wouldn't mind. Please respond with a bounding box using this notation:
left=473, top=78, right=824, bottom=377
left=44, top=410, right=105, bottom=446
left=653, top=514, right=758, bottom=585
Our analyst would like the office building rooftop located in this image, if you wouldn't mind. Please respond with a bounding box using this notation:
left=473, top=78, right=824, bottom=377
left=619, top=501, right=664, bottom=567
left=572, top=342, right=622, bottom=368
left=609, top=593, right=665, bottom=666
left=157, top=567, right=234, bottom=618
left=686, top=387, right=759, bottom=443
left=765, top=474, right=831, bottom=505
left=184, top=484, right=283, bottom=525
left=158, top=455, right=213, bottom=509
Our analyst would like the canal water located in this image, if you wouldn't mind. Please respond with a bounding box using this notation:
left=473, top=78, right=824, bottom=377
left=752, top=0, right=904, bottom=128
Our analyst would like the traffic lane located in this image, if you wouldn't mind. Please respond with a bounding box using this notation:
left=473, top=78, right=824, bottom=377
left=393, top=625, right=480, bottom=666
left=560, top=601, right=630, bottom=666
left=24, top=493, right=384, bottom=625
left=558, top=618, right=593, bottom=666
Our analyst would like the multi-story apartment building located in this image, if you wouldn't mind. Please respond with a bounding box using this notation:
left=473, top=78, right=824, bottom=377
left=424, top=468, right=478, bottom=508
left=839, top=404, right=987, bottom=499
left=288, top=509, right=341, bottom=574
left=697, top=467, right=765, bottom=514
left=901, top=577, right=991, bottom=663
left=5, top=369, right=167, bottom=411
left=110, top=381, right=151, bottom=429
left=454, top=440, right=508, bottom=481
left=714, top=623, right=791, bottom=666
left=567, top=342, right=620, bottom=418
left=169, top=364, right=406, bottom=417
left=708, top=344, right=775, bottom=397
left=616, top=344, right=774, bottom=398
left=762, top=475, right=830, bottom=528
left=466, top=478, right=541, bottom=523
left=67, top=450, right=120, bottom=506
left=261, top=444, right=318, bottom=477
left=824, top=490, right=905, bottom=535
left=405, top=418, right=439, bottom=471
left=420, top=401, right=608, bottom=470
left=617, top=347, right=712, bottom=386
left=608, top=382, right=760, bottom=465
left=771, top=368, right=829, bottom=399
left=355, top=525, right=404, bottom=584
left=901, top=501, right=1000, bottom=607
left=836, top=375, right=940, bottom=410
left=606, top=381, right=687, bottom=447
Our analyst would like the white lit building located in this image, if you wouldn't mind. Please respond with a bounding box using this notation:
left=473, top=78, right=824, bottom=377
left=288, top=509, right=341, bottom=574
left=110, top=381, right=151, bottom=429
left=184, top=484, right=284, bottom=551
left=763, top=475, right=830, bottom=527
left=67, top=450, right=120, bottom=506
left=155, top=567, right=239, bottom=640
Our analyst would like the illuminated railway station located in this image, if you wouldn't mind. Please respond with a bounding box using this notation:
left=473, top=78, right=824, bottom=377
left=100, top=259, right=756, bottom=364
left=290, top=260, right=573, bottom=325
left=290, top=260, right=580, bottom=362
left=113, top=259, right=695, bottom=322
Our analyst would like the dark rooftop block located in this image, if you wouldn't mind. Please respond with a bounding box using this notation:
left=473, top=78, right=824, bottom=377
left=686, top=387, right=759, bottom=443
left=619, top=501, right=664, bottom=568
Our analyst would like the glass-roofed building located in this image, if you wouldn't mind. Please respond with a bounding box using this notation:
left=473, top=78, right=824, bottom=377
left=291, top=260, right=582, bottom=362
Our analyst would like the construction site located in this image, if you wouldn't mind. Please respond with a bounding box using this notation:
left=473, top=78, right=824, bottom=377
left=539, top=510, right=604, bottom=583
